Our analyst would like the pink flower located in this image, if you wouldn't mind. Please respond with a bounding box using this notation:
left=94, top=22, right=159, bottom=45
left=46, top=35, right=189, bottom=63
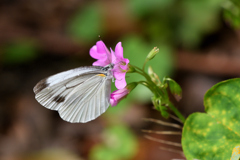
left=111, top=42, right=129, bottom=89
left=89, top=41, right=111, bottom=67
left=110, top=82, right=137, bottom=106
left=90, top=41, right=130, bottom=89
left=110, top=88, right=129, bottom=106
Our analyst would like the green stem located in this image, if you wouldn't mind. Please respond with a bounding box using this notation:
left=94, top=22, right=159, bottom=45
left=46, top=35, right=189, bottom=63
left=137, top=81, right=158, bottom=96
left=142, top=59, right=148, bottom=70
left=131, top=64, right=186, bottom=123
left=133, top=65, right=154, bottom=84
left=168, top=101, right=185, bottom=123
left=134, top=65, right=165, bottom=98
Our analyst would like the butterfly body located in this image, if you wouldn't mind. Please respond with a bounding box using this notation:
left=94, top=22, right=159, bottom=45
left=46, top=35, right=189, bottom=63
left=33, top=64, right=114, bottom=123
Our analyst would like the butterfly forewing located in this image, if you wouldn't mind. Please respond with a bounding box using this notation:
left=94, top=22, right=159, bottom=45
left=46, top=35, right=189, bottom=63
left=33, top=66, right=112, bottom=123
left=33, top=66, right=103, bottom=95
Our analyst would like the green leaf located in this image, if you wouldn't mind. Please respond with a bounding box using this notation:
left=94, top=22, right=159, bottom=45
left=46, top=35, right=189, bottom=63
left=182, top=78, right=240, bottom=160
left=231, top=145, right=240, bottom=160
left=163, top=77, right=182, bottom=101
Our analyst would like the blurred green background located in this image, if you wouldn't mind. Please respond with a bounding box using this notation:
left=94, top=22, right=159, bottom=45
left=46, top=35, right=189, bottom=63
left=1, top=0, right=240, bottom=159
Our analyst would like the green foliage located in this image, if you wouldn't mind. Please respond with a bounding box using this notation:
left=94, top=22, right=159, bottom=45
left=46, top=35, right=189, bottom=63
left=159, top=105, right=169, bottom=118
left=127, top=0, right=224, bottom=48
left=179, top=0, right=224, bottom=46
left=182, top=78, right=240, bottom=159
left=152, top=96, right=169, bottom=118
left=128, top=0, right=175, bottom=17
left=89, top=125, right=137, bottom=160
left=2, top=40, right=38, bottom=64
left=67, top=3, right=103, bottom=43
left=223, top=0, right=240, bottom=28
left=122, top=35, right=173, bottom=102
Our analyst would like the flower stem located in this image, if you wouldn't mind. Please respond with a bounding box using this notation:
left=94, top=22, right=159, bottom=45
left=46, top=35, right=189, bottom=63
left=137, top=81, right=156, bottom=95
left=133, top=65, right=154, bottom=84
left=142, top=60, right=148, bottom=70
left=167, top=102, right=186, bottom=123
left=131, top=64, right=186, bottom=123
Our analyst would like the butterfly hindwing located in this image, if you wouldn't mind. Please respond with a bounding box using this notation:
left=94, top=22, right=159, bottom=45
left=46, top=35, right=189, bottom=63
left=59, top=74, right=111, bottom=123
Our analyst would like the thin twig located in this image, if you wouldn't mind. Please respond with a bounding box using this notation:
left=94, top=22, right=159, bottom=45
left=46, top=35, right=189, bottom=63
left=143, top=118, right=182, bottom=129
left=142, top=130, right=182, bottom=135
left=169, top=114, right=183, bottom=124
left=159, top=146, right=184, bottom=156
left=144, top=135, right=182, bottom=147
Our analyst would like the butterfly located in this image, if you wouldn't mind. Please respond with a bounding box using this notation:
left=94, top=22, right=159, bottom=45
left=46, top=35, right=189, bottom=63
left=33, top=64, right=114, bottom=123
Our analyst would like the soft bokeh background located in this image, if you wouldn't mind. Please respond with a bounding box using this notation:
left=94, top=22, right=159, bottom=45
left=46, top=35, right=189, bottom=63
left=1, top=0, right=240, bottom=159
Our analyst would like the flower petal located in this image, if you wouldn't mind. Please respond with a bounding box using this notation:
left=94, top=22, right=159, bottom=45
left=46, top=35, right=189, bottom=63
left=124, top=58, right=130, bottom=64
left=110, top=98, right=117, bottom=106
left=92, top=59, right=109, bottom=66
left=115, top=78, right=127, bottom=89
left=115, top=42, right=123, bottom=58
left=96, top=41, right=110, bottom=54
left=111, top=48, right=117, bottom=64
left=120, top=64, right=128, bottom=71
left=90, top=45, right=106, bottom=59
left=113, top=72, right=127, bottom=89
left=90, top=40, right=112, bottom=66
left=113, top=71, right=125, bottom=79
left=110, top=88, right=129, bottom=106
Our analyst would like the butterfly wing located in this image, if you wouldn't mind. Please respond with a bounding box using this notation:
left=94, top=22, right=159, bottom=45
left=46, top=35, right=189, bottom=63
left=34, top=66, right=103, bottom=95
left=59, top=74, right=111, bottom=123
left=33, top=66, right=112, bottom=123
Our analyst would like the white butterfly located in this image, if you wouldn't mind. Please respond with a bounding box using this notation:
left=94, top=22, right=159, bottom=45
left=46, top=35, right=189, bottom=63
left=33, top=64, right=114, bottom=123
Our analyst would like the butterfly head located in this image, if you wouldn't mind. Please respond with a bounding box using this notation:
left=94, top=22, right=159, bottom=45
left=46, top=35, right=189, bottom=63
left=102, top=63, right=114, bottom=71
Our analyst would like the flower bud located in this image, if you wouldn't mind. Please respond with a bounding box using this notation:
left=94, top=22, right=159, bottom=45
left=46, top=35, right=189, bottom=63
left=146, top=47, right=159, bottom=60
left=110, top=82, right=138, bottom=106
left=148, top=66, right=154, bottom=76
left=126, top=82, right=138, bottom=91
left=148, top=66, right=161, bottom=86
